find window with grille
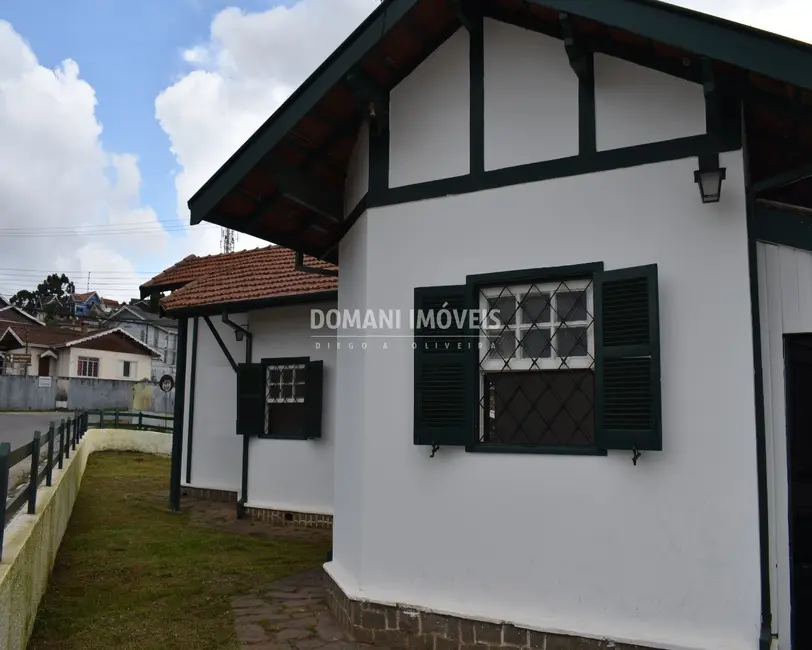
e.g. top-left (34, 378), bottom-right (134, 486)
top-left (478, 279), bottom-right (595, 448)
top-left (77, 356), bottom-right (99, 378)
top-left (413, 263), bottom-right (662, 455)
top-left (235, 357), bottom-right (324, 439)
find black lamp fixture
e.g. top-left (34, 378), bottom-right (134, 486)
top-left (694, 154), bottom-right (726, 203)
top-left (234, 329), bottom-right (244, 342)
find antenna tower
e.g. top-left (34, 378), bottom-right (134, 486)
top-left (221, 228), bottom-right (237, 254)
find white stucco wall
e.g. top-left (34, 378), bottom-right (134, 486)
top-left (345, 121), bottom-right (369, 215)
top-left (594, 55), bottom-right (706, 151)
top-left (181, 307), bottom-right (336, 516)
top-left (756, 241), bottom-right (812, 647)
top-left (389, 28), bottom-right (470, 187)
top-left (330, 151), bottom-right (758, 650)
top-left (245, 304), bottom-right (336, 515)
top-left (66, 347), bottom-right (151, 381)
top-left (484, 19), bottom-right (578, 170)
top-left (182, 315), bottom-right (247, 493)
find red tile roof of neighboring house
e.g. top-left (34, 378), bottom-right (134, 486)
top-left (141, 246), bottom-right (337, 312)
top-left (71, 291), bottom-right (98, 302)
top-left (0, 325), bottom-right (160, 357)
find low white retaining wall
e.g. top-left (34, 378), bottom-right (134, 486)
top-left (0, 428), bottom-right (171, 650)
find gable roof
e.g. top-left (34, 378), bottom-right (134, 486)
top-left (187, 0), bottom-right (812, 262)
top-left (72, 291), bottom-right (99, 303)
top-left (0, 324), bottom-right (161, 357)
top-left (140, 246), bottom-right (337, 315)
top-left (0, 305), bottom-right (45, 326)
top-left (106, 304), bottom-right (178, 332)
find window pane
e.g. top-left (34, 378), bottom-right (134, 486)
top-left (557, 327), bottom-right (589, 357)
top-left (556, 291), bottom-right (587, 322)
top-left (269, 383), bottom-right (281, 400)
top-left (521, 291), bottom-right (551, 324)
top-left (488, 330), bottom-right (516, 361)
top-left (487, 296), bottom-right (516, 327)
top-left (280, 382), bottom-right (293, 400)
top-left (521, 328), bottom-right (552, 359)
top-left (269, 369), bottom-right (281, 385)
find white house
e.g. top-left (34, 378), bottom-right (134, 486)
top-left (146, 1), bottom-right (812, 649)
top-left (141, 246), bottom-right (337, 524)
top-left (0, 325), bottom-right (159, 380)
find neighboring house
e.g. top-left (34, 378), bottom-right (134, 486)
top-left (141, 246), bottom-right (336, 519)
top-left (71, 291), bottom-right (102, 316)
top-left (0, 305), bottom-right (44, 328)
top-left (0, 325), bottom-right (159, 379)
top-left (146, 2), bottom-right (812, 650)
top-left (106, 304), bottom-right (178, 380)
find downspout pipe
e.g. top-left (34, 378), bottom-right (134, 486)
top-left (294, 251), bottom-right (339, 277)
top-left (221, 311), bottom-right (253, 519)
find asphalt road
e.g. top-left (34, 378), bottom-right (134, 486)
top-left (0, 412), bottom-right (64, 489)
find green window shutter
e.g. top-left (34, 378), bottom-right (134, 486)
top-left (595, 264), bottom-right (662, 451)
top-left (236, 363), bottom-right (265, 437)
top-left (413, 285), bottom-right (474, 447)
top-left (304, 360), bottom-right (324, 439)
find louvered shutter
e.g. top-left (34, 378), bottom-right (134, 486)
top-left (413, 285), bottom-right (474, 446)
top-left (236, 363), bottom-right (265, 437)
top-left (595, 265), bottom-right (662, 451)
top-left (304, 360), bottom-right (324, 439)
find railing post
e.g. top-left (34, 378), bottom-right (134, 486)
top-left (72, 417), bottom-right (77, 450)
top-left (114, 409), bottom-right (119, 428)
top-left (0, 442), bottom-right (10, 560)
top-left (138, 412), bottom-right (143, 430)
top-left (98, 409), bottom-right (103, 428)
top-left (64, 419), bottom-right (70, 460)
top-left (46, 423), bottom-right (55, 487)
top-left (58, 421), bottom-right (65, 468)
top-left (28, 431), bottom-right (41, 514)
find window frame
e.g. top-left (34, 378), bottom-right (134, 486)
top-left (465, 262), bottom-right (606, 456)
top-left (121, 360), bottom-right (135, 379)
top-left (259, 356), bottom-right (311, 440)
top-left (77, 356), bottom-right (100, 378)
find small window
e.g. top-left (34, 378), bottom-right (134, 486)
top-left (77, 357), bottom-right (99, 378)
top-left (265, 363), bottom-right (307, 437)
top-left (153, 327), bottom-right (158, 346)
top-left (121, 360), bottom-right (135, 378)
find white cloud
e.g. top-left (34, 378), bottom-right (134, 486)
top-left (0, 21), bottom-right (166, 302)
top-left (155, 0), bottom-right (380, 256)
top-left (156, 0), bottom-right (812, 259)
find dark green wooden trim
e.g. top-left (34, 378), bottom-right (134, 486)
top-left (259, 355), bottom-right (313, 441)
top-left (185, 317), bottom-right (198, 485)
top-left (579, 52), bottom-right (596, 155)
top-left (169, 317), bottom-right (188, 512)
top-left (527, 0), bottom-right (812, 91)
top-left (166, 291), bottom-right (337, 318)
top-left (320, 194), bottom-right (368, 264)
top-left (469, 4), bottom-right (484, 176)
top-left (466, 444), bottom-right (607, 456)
top-left (237, 326), bottom-right (253, 519)
top-left (368, 102), bottom-right (390, 204)
top-left (371, 133), bottom-right (740, 208)
top-left (752, 162), bottom-right (812, 195)
top-left (744, 123), bottom-right (775, 649)
top-left (188, 0), bottom-right (418, 224)
top-left (203, 315), bottom-right (237, 372)
top-left (467, 261), bottom-right (604, 288)
top-left (753, 204), bottom-right (812, 252)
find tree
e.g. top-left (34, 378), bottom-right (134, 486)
top-left (10, 273), bottom-right (75, 315)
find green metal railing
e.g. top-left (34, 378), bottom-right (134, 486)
top-left (88, 409), bottom-right (173, 433)
top-left (0, 411), bottom-right (89, 560)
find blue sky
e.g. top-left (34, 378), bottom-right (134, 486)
top-left (2, 0), bottom-right (279, 233)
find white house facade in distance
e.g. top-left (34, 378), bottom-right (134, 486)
top-left (106, 304), bottom-right (178, 380)
top-left (150, 2), bottom-right (812, 649)
top-left (141, 247), bottom-right (337, 526)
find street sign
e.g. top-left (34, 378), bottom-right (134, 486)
top-left (7, 354), bottom-right (31, 364)
top-left (159, 374), bottom-right (175, 392)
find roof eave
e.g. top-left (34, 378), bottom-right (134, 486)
top-left (164, 290), bottom-right (338, 318)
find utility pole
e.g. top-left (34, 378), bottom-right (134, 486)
top-left (86, 271), bottom-right (91, 292)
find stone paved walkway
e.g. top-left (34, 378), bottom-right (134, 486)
top-left (232, 568), bottom-right (382, 650)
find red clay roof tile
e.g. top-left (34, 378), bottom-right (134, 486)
top-left (141, 246), bottom-right (337, 312)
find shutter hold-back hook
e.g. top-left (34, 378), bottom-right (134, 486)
top-left (632, 447), bottom-right (642, 465)
top-left (430, 443), bottom-right (440, 458)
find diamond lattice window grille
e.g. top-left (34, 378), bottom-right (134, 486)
top-left (478, 279), bottom-right (596, 446)
top-left (264, 363), bottom-right (307, 436)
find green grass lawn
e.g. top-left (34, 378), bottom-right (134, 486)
top-left (28, 452), bottom-right (330, 650)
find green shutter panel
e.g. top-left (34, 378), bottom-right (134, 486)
top-left (236, 363), bottom-right (265, 437)
top-left (414, 285), bottom-right (474, 447)
top-left (304, 360), bottom-right (324, 439)
top-left (595, 264), bottom-right (662, 451)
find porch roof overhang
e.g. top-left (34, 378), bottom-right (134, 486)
top-left (188, 0), bottom-right (812, 262)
